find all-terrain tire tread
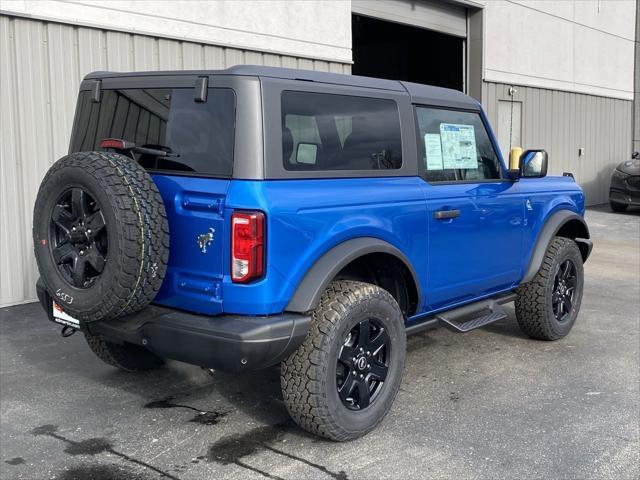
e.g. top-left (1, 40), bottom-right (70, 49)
top-left (515, 236), bottom-right (582, 340)
top-left (33, 151), bottom-right (169, 322)
top-left (281, 280), bottom-right (404, 441)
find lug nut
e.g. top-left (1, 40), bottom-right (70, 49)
top-left (366, 351), bottom-right (370, 356)
top-left (87, 229), bottom-right (92, 234)
top-left (359, 374), bottom-right (364, 379)
top-left (367, 364), bottom-right (371, 369)
top-left (72, 226), bottom-right (76, 231)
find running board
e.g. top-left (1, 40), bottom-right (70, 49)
top-left (437, 300), bottom-right (508, 333)
top-left (405, 292), bottom-right (517, 336)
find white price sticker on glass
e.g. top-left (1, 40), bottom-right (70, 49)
top-left (439, 123), bottom-right (477, 169)
top-left (424, 133), bottom-right (443, 170)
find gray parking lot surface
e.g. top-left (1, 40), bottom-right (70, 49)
top-left (1, 206), bottom-right (639, 480)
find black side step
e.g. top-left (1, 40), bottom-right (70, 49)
top-left (437, 299), bottom-right (510, 333)
top-left (405, 292), bottom-right (517, 336)
top-left (437, 303), bottom-right (507, 332)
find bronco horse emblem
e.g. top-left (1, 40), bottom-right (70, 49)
top-left (197, 228), bottom-right (215, 254)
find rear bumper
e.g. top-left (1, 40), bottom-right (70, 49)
top-left (36, 279), bottom-right (310, 372)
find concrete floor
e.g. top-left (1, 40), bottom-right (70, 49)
top-left (1, 206), bottom-right (638, 480)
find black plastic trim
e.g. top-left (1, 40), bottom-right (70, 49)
top-left (286, 237), bottom-right (421, 313)
top-left (36, 279), bottom-right (310, 372)
top-left (522, 210), bottom-right (591, 283)
top-left (194, 76), bottom-right (208, 103)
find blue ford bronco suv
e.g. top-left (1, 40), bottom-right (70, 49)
top-left (33, 66), bottom-right (592, 441)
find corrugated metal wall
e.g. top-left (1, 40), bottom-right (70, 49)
top-left (482, 81), bottom-right (633, 206)
top-left (0, 14), bottom-right (351, 307)
top-left (633, 2), bottom-right (640, 152)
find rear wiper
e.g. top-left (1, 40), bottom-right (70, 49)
top-left (100, 138), bottom-right (179, 158)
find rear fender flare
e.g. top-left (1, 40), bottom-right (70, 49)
top-left (285, 237), bottom-right (421, 313)
top-left (522, 210), bottom-right (591, 283)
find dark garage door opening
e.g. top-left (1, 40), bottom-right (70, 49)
top-left (352, 14), bottom-right (464, 91)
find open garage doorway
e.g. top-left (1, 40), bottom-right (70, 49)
top-left (352, 14), bottom-right (464, 91)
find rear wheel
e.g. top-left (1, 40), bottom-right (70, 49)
top-left (610, 201), bottom-right (628, 212)
top-left (515, 237), bottom-right (584, 340)
top-left (281, 281), bottom-right (406, 441)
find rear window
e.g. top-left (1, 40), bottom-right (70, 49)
top-left (70, 87), bottom-right (236, 177)
top-left (281, 91), bottom-right (402, 171)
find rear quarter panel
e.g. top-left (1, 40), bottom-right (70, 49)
top-left (222, 177), bottom-right (427, 315)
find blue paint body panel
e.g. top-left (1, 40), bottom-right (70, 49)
top-left (150, 172), bottom-right (584, 319)
top-left (144, 90), bottom-right (586, 320)
top-left (152, 174), bottom-right (229, 316)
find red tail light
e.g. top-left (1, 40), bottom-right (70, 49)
top-left (231, 211), bottom-right (265, 283)
top-left (100, 138), bottom-right (134, 150)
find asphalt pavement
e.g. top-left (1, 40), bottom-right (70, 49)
top-left (1, 205), bottom-right (638, 480)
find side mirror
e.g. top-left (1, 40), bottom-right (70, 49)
top-left (519, 149), bottom-right (548, 178)
top-left (295, 142), bottom-right (318, 165)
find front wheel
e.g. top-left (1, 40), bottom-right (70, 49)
top-left (281, 281), bottom-right (406, 441)
top-left (515, 236), bottom-right (584, 340)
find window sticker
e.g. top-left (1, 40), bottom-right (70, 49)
top-left (439, 123), bottom-right (477, 169)
top-left (424, 133), bottom-right (443, 170)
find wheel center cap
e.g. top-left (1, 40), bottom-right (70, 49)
top-left (356, 356), bottom-right (367, 371)
top-left (69, 229), bottom-right (87, 244)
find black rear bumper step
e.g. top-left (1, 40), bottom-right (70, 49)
top-left (36, 278), bottom-right (310, 372)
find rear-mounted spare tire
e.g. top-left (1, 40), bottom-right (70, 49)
top-left (33, 151), bottom-right (169, 323)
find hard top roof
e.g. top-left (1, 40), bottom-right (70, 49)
top-left (84, 65), bottom-right (480, 110)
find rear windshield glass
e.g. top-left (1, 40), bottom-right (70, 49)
top-left (281, 91), bottom-right (402, 171)
top-left (70, 88), bottom-right (236, 177)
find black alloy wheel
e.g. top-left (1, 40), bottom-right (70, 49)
top-left (281, 281), bottom-right (406, 441)
top-left (49, 187), bottom-right (108, 289)
top-left (34, 152), bottom-right (169, 322)
top-left (515, 236), bottom-right (584, 341)
top-left (336, 319), bottom-right (390, 410)
top-left (551, 259), bottom-right (576, 322)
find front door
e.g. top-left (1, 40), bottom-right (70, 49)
top-left (415, 105), bottom-right (524, 311)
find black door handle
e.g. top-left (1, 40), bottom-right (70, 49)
top-left (434, 209), bottom-right (461, 220)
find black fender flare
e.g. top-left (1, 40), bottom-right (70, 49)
top-left (286, 237), bottom-right (421, 313)
top-left (522, 210), bottom-right (592, 283)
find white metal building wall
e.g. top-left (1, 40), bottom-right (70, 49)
top-left (482, 81), bottom-right (633, 206)
top-left (0, 14), bottom-right (351, 307)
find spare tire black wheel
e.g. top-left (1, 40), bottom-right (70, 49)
top-left (33, 151), bottom-right (169, 323)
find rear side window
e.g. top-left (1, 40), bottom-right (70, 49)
top-left (415, 106), bottom-right (501, 182)
top-left (281, 91), bottom-right (402, 171)
top-left (70, 88), bottom-right (236, 177)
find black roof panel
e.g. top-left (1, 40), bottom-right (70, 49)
top-left (85, 65), bottom-right (480, 110)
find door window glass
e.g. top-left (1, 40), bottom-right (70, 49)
top-left (416, 107), bottom-right (501, 182)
